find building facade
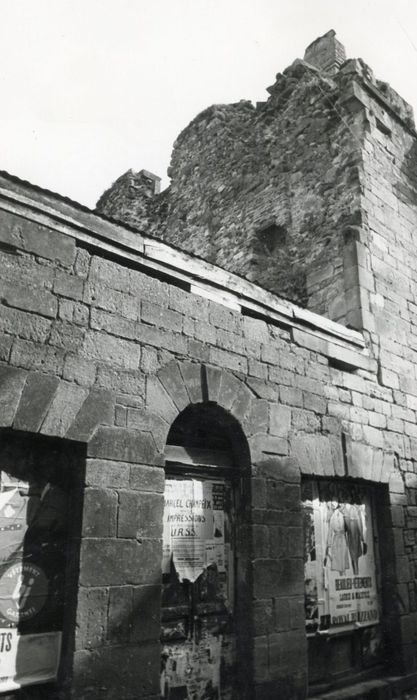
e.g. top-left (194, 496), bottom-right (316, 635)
top-left (0, 30), bottom-right (416, 700)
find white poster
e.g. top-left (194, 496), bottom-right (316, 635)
top-left (162, 479), bottom-right (226, 583)
top-left (303, 480), bottom-right (379, 634)
top-left (0, 471), bottom-right (68, 689)
top-left (0, 631), bottom-right (61, 692)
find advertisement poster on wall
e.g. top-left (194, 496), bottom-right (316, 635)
top-left (0, 470), bottom-right (68, 691)
top-left (162, 479), bottom-right (226, 583)
top-left (302, 480), bottom-right (379, 635)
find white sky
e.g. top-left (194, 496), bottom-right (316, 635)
top-left (1, 0), bottom-right (417, 208)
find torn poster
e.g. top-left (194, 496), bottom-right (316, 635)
top-left (163, 479), bottom-right (225, 583)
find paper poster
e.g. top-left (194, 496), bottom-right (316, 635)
top-left (161, 634), bottom-right (223, 699)
top-left (0, 631), bottom-right (61, 692)
top-left (302, 480), bottom-right (379, 634)
top-left (163, 480), bottom-right (226, 583)
top-left (0, 471), bottom-right (68, 689)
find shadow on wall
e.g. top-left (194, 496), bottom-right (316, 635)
top-left (0, 432), bottom-right (85, 700)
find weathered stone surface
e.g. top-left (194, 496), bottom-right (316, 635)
top-left (85, 459), bottom-right (131, 488)
top-left (88, 426), bottom-right (161, 465)
top-left (72, 642), bottom-right (160, 698)
top-left (0, 208), bottom-right (76, 266)
top-left (75, 586), bottom-right (109, 650)
top-left (179, 361), bottom-right (204, 404)
top-left (0, 366), bottom-right (27, 426)
top-left (205, 364), bottom-right (222, 403)
top-left (41, 380), bottom-right (88, 437)
top-left (82, 488), bottom-right (118, 537)
top-left (118, 491), bottom-right (164, 539)
top-left (290, 434), bottom-right (344, 477)
top-left (66, 388), bottom-right (114, 441)
top-left (145, 375), bottom-right (178, 424)
top-left (129, 464), bottom-right (165, 493)
top-left (126, 408), bottom-right (169, 450)
top-left (79, 538), bottom-right (161, 586)
top-left (157, 361), bottom-right (190, 411)
top-left (254, 559), bottom-right (304, 598)
top-left (12, 372), bottom-right (58, 432)
top-left (249, 433), bottom-right (289, 464)
top-left (0, 279), bottom-right (57, 318)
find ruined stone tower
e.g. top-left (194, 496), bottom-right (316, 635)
top-left (96, 29), bottom-right (416, 341)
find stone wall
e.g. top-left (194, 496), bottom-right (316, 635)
top-left (0, 176), bottom-right (416, 698)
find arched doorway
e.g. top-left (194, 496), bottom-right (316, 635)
top-left (160, 404), bottom-right (251, 700)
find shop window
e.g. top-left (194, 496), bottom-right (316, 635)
top-left (0, 430), bottom-right (83, 696)
top-left (302, 478), bottom-right (384, 691)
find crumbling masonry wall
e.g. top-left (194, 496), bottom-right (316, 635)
top-left (0, 176), bottom-right (416, 697)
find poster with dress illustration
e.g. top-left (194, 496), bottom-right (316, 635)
top-left (302, 480), bottom-right (379, 634)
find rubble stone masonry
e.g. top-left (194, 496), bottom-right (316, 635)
top-left (1, 28), bottom-right (417, 700)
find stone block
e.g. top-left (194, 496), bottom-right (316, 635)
top-left (126, 409), bottom-right (169, 450)
top-left (53, 270), bottom-right (84, 300)
top-left (12, 372), bottom-right (58, 432)
top-left (146, 376), bottom-right (178, 424)
top-left (0, 366), bottom-right (27, 427)
top-left (256, 456), bottom-right (300, 483)
top-left (141, 301), bottom-right (182, 332)
top-left (266, 481), bottom-right (285, 510)
top-left (253, 599), bottom-right (274, 635)
top-left (107, 586), bottom-right (133, 643)
top-left (231, 380), bottom-right (253, 422)
top-left (0, 334), bottom-right (12, 362)
top-left (381, 451), bottom-right (396, 483)
top-left (118, 491), bottom-right (164, 539)
top-left (395, 555), bottom-right (411, 583)
top-left (274, 598), bottom-right (291, 631)
top-left (85, 459), bottom-right (130, 488)
top-left (131, 585), bottom-right (161, 642)
top-left (252, 525), bottom-right (269, 558)
top-left (0, 305), bottom-right (52, 343)
top-left (41, 380), bottom-right (88, 437)
top-left (179, 361), bottom-right (204, 403)
top-left (82, 488), bottom-right (118, 537)
top-left (209, 346), bottom-right (248, 374)
top-left (63, 353), bottom-right (96, 386)
top-left (72, 642), bottom-right (160, 698)
top-left (0, 209), bottom-right (76, 266)
top-left (249, 433), bottom-right (289, 465)
top-left (253, 636), bottom-right (269, 683)
top-left (0, 280), bottom-right (57, 318)
top-left (290, 434), bottom-right (343, 477)
top-left (88, 426), bottom-right (162, 465)
top-left (251, 478), bottom-right (267, 509)
top-left (66, 388), bottom-right (114, 442)
top-left (244, 399), bottom-right (269, 436)
top-left (90, 307), bottom-right (137, 340)
top-left (270, 404), bottom-right (291, 437)
top-left (83, 330), bottom-right (140, 370)
top-left (280, 386), bottom-right (303, 408)
top-left (205, 365), bottom-right (222, 402)
top-left (80, 538), bottom-right (161, 586)
top-left (75, 586), bottom-right (108, 650)
top-left (268, 630), bottom-right (307, 676)
top-left (157, 361), bottom-right (190, 411)
top-left (130, 464), bottom-right (165, 493)
top-left (254, 559), bottom-right (304, 598)
top-left (345, 438), bottom-right (373, 480)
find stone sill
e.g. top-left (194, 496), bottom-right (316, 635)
top-left (0, 171), bottom-right (371, 371)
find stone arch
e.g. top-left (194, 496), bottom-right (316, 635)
top-left (0, 366), bottom-right (113, 442)
top-left (146, 359), bottom-right (275, 463)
